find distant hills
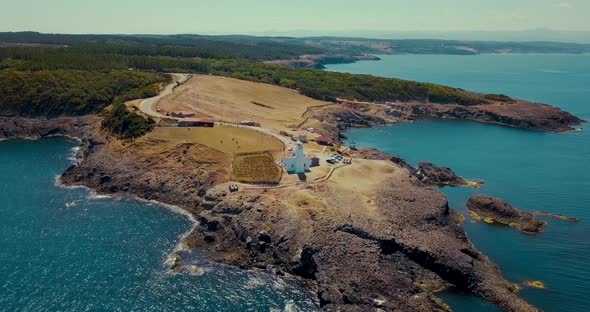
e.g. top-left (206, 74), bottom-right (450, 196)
top-left (1, 31), bottom-right (590, 62)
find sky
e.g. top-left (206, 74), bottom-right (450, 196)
top-left (0, 0), bottom-right (589, 36)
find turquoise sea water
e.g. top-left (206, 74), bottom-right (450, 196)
top-left (326, 54), bottom-right (590, 311)
top-left (0, 138), bottom-right (318, 311)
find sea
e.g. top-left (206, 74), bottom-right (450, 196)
top-left (0, 138), bottom-right (318, 311)
top-left (326, 54), bottom-right (590, 311)
top-left (2, 54), bottom-right (588, 312)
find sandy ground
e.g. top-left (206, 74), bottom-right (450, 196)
top-left (158, 75), bottom-right (328, 133)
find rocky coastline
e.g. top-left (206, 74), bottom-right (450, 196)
top-left (467, 195), bottom-right (547, 234)
top-left (1, 115), bottom-right (546, 311)
top-left (297, 99), bottom-right (584, 146)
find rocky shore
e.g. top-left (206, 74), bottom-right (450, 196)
top-left (386, 99), bottom-right (584, 132)
top-left (0, 116), bottom-right (544, 311)
top-left (416, 162), bottom-right (468, 186)
top-left (0, 116), bottom-right (99, 141)
top-left (467, 195), bottom-right (547, 234)
top-left (298, 98), bottom-right (584, 147)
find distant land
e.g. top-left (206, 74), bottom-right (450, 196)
top-left (1, 31), bottom-right (590, 68)
top-left (255, 29), bottom-right (590, 44)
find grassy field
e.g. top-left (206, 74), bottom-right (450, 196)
top-left (231, 152), bottom-right (282, 184)
top-left (142, 125), bottom-right (284, 154)
top-left (158, 75), bottom-right (328, 133)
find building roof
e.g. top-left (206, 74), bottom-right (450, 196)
top-left (179, 118), bottom-right (215, 123)
top-left (317, 135), bottom-right (333, 143)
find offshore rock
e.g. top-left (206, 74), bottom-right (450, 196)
top-left (467, 195), bottom-right (547, 234)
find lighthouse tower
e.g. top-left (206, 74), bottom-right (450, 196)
top-left (280, 141), bottom-right (312, 174)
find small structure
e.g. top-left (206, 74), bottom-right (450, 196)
top-left (316, 136), bottom-right (334, 146)
top-left (178, 118), bottom-right (215, 127)
top-left (170, 111), bottom-right (196, 118)
top-left (240, 120), bottom-right (261, 127)
top-left (280, 142), bottom-right (312, 174)
top-left (309, 154), bottom-right (320, 167)
top-left (291, 134), bottom-right (307, 143)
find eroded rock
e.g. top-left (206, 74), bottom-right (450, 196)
top-left (467, 195), bottom-right (546, 234)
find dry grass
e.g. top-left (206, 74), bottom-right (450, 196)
top-left (158, 75), bottom-right (328, 133)
top-left (141, 126), bottom-right (283, 154)
top-left (231, 152), bottom-right (282, 184)
top-left (112, 138), bottom-right (232, 185)
top-left (319, 159), bottom-right (401, 218)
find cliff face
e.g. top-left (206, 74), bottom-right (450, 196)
top-left (0, 116), bottom-right (99, 140)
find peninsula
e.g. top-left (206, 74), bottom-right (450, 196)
top-left (1, 33), bottom-right (584, 311)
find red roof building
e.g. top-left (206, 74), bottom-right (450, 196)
top-left (316, 136), bottom-right (334, 146)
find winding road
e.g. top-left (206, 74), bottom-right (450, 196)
top-left (138, 73), bottom-right (190, 119)
top-left (137, 72), bottom-right (291, 146)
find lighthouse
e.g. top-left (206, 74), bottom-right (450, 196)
top-left (280, 142), bottom-right (312, 174)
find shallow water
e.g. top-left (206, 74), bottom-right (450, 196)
top-left (327, 54), bottom-right (590, 311)
top-left (0, 137), bottom-right (318, 311)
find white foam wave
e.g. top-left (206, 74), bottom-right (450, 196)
top-left (68, 146), bottom-right (82, 164)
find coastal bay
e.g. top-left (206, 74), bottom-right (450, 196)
top-left (0, 138), bottom-right (319, 311)
top-left (329, 53), bottom-right (590, 311)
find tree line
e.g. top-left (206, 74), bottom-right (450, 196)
top-left (0, 69), bottom-right (167, 117)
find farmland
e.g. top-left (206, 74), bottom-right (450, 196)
top-left (231, 152), bottom-right (282, 184)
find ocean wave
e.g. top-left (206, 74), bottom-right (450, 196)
top-left (245, 276), bottom-right (266, 289)
top-left (182, 265), bottom-right (212, 276)
top-left (270, 300), bottom-right (300, 312)
top-left (68, 146), bottom-right (82, 164)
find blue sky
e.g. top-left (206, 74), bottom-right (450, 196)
top-left (0, 0), bottom-right (588, 35)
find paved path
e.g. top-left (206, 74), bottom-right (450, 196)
top-left (138, 73), bottom-right (190, 119)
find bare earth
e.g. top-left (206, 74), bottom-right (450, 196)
top-left (158, 74), bottom-right (329, 133)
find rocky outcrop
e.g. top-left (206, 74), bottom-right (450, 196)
top-left (3, 116), bottom-right (540, 311)
top-left (185, 175), bottom-right (539, 312)
top-left (353, 149), bottom-right (472, 187)
top-left (416, 162), bottom-right (467, 186)
top-left (388, 100), bottom-right (584, 132)
top-left (467, 195), bottom-right (547, 234)
top-left (536, 211), bottom-right (579, 222)
top-left (0, 116), bottom-right (99, 140)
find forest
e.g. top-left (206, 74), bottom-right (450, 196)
top-left (1, 46), bottom-right (491, 106)
top-left (1, 32), bottom-right (518, 137)
top-left (0, 32), bottom-right (325, 60)
top-left (0, 69), bottom-right (167, 117)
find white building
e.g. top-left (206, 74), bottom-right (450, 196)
top-left (280, 142), bottom-right (312, 174)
